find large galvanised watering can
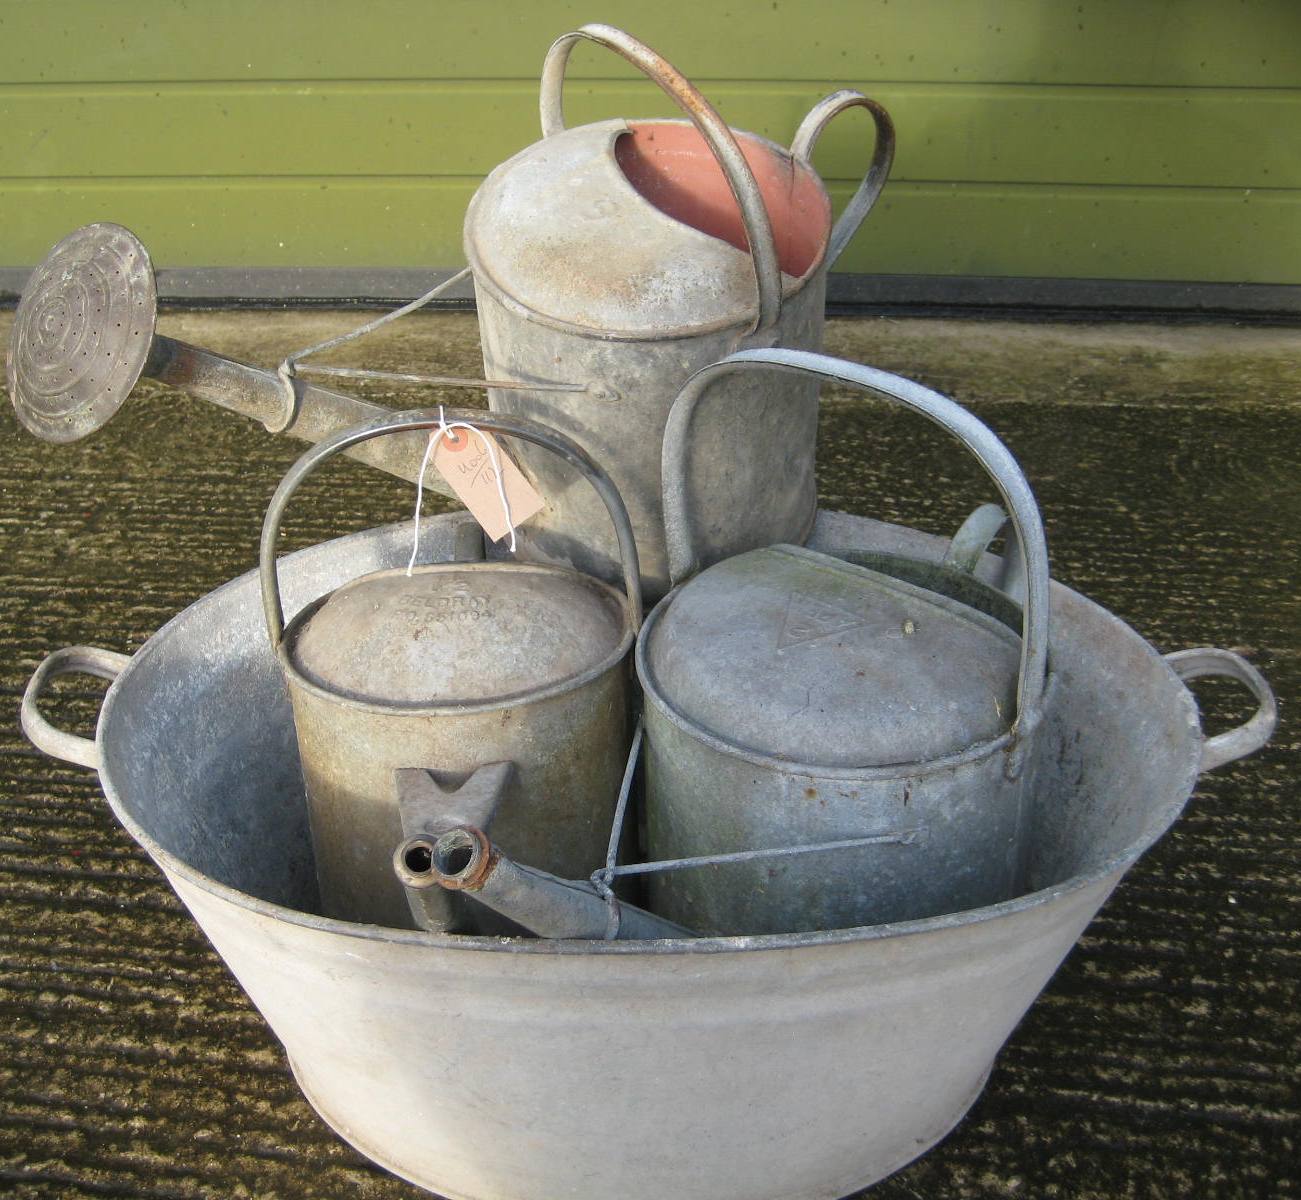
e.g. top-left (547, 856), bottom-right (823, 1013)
top-left (466, 23), bottom-right (895, 597)
top-left (639, 350), bottom-right (1052, 934)
top-left (259, 409), bottom-right (642, 931)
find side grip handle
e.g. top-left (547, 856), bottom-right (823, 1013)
top-left (791, 90), bottom-right (895, 268)
top-left (20, 646), bottom-right (131, 770)
top-left (1164, 647), bottom-right (1277, 773)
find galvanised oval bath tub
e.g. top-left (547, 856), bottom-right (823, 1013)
top-left (20, 509), bottom-right (1275, 1200)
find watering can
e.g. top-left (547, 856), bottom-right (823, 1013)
top-left (259, 409), bottom-right (642, 930)
top-left (638, 349), bottom-right (1052, 935)
top-left (7, 222), bottom-right (487, 496)
top-left (466, 23), bottom-right (895, 597)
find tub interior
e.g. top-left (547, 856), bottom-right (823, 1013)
top-left (100, 516), bottom-right (1202, 928)
top-left (616, 123), bottom-right (830, 278)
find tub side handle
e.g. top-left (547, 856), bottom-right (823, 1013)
top-left (791, 90), bottom-right (895, 269)
top-left (20, 646), bottom-right (131, 771)
top-left (1164, 647), bottom-right (1277, 774)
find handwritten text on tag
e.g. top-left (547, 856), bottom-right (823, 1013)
top-left (433, 428), bottom-right (544, 543)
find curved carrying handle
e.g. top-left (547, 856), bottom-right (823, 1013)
top-left (1164, 647), bottom-right (1277, 774)
top-left (21, 645), bottom-right (131, 770)
top-left (260, 408), bottom-right (643, 647)
top-left (944, 501), bottom-right (1027, 601)
top-left (539, 23), bottom-right (783, 338)
top-left (792, 90), bottom-right (895, 269)
top-left (662, 348), bottom-right (1050, 739)
top-left (944, 502), bottom-right (1011, 576)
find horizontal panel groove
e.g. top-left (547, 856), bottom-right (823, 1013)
top-left (11, 76), bottom-right (1299, 93)
top-left (0, 174), bottom-right (491, 185)
top-left (2, 177), bottom-right (1298, 197)
top-left (3, 81), bottom-right (1295, 190)
top-left (2, 2), bottom-right (1297, 89)
top-left (6, 268), bottom-right (1296, 318)
top-left (2, 182), bottom-right (1297, 285)
top-left (3, 80), bottom-right (1301, 95)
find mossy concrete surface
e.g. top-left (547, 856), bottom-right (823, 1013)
top-left (1, 310), bottom-right (1297, 1198)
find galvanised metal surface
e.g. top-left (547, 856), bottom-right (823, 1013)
top-left (639, 546), bottom-right (1030, 933)
top-left (394, 718), bottom-right (696, 940)
top-left (260, 409), bottom-right (640, 929)
top-left (466, 24), bottom-right (892, 598)
top-left (17, 510), bottom-right (1275, 1200)
top-left (641, 350), bottom-right (1052, 934)
top-left (7, 224), bottom-right (462, 493)
top-left (398, 824), bottom-right (694, 940)
top-left (5, 224), bottom-right (156, 444)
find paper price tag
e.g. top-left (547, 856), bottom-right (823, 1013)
top-left (432, 427), bottom-right (544, 544)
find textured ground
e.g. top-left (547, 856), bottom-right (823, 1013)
top-left (0, 309), bottom-right (1297, 1199)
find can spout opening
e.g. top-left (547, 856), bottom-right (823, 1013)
top-left (433, 832), bottom-right (477, 879)
top-left (402, 841), bottom-right (434, 875)
top-left (615, 123), bottom-right (829, 278)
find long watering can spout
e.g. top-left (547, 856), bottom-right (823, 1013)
top-left (395, 825), bottom-right (695, 941)
top-left (6, 223), bottom-right (452, 493)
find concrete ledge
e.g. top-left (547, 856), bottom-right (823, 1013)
top-left (826, 273), bottom-right (1301, 321)
top-left (2, 268), bottom-right (1298, 321)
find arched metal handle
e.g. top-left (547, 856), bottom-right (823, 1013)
top-left (20, 645), bottom-right (131, 770)
top-left (1164, 648), bottom-right (1277, 774)
top-left (539, 23), bottom-right (783, 338)
top-left (792, 90), bottom-right (895, 269)
top-left (944, 503), bottom-right (1011, 576)
top-left (259, 408), bottom-right (643, 647)
top-left (662, 348), bottom-right (1050, 739)
top-left (944, 502), bottom-right (1027, 601)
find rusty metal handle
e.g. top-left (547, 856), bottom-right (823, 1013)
top-left (259, 408), bottom-right (643, 648)
top-left (20, 646), bottom-right (131, 771)
top-left (792, 91), bottom-right (895, 269)
top-left (662, 348), bottom-right (1050, 740)
top-left (1164, 648), bottom-right (1277, 773)
top-left (539, 23), bottom-right (783, 338)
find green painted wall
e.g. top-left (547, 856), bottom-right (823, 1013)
top-left (2, 0), bottom-right (1299, 283)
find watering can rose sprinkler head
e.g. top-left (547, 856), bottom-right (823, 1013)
top-left (8, 223), bottom-right (476, 496)
top-left (7, 223), bottom-right (158, 444)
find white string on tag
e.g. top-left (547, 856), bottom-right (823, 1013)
top-left (407, 406), bottom-right (517, 575)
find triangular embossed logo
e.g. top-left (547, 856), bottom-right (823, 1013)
top-left (778, 591), bottom-right (867, 649)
